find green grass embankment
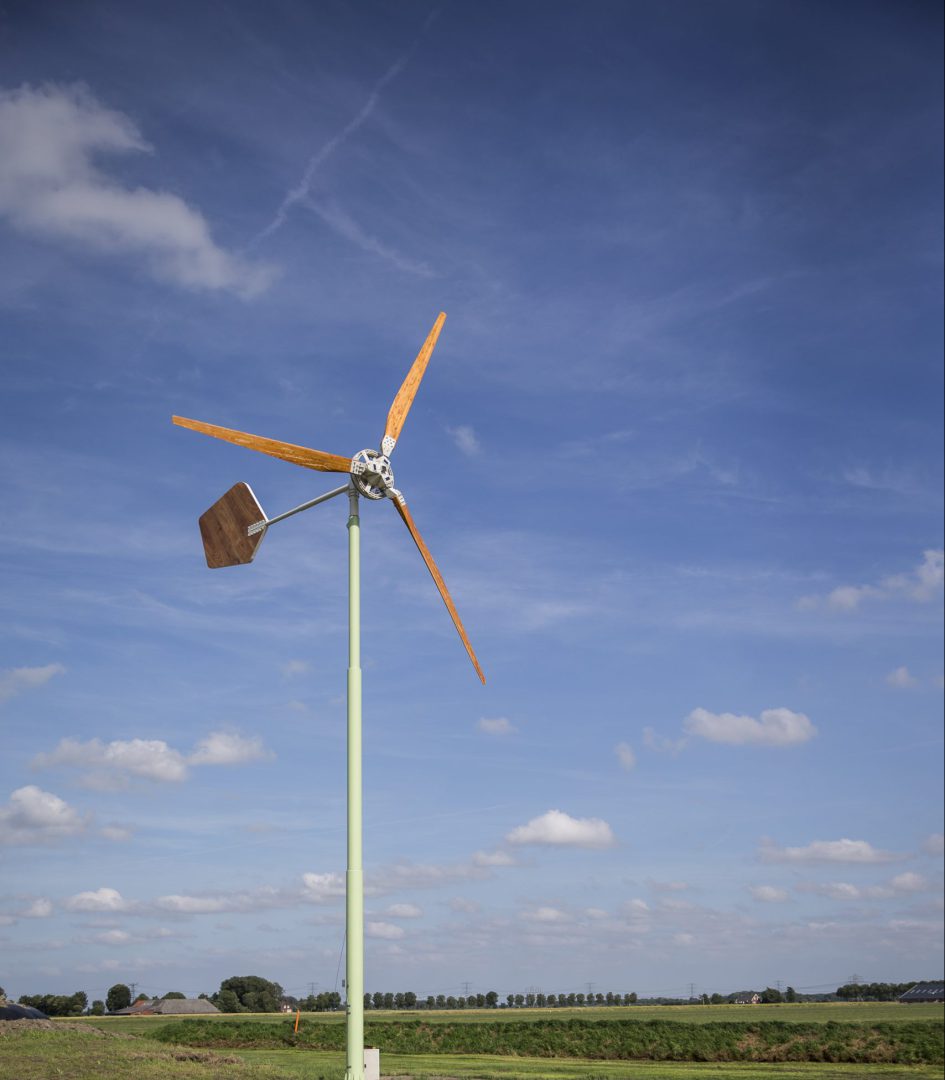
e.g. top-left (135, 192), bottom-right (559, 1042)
top-left (154, 1016), bottom-right (944, 1065)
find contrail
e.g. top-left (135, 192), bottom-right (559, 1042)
top-left (252, 11), bottom-right (439, 246)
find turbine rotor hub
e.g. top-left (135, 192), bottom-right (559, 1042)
top-left (351, 449), bottom-right (394, 500)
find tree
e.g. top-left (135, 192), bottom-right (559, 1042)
top-left (373, 992), bottom-right (384, 1010)
top-left (216, 989), bottom-right (243, 1013)
top-left (710, 993), bottom-right (724, 1005)
top-left (446, 996), bottom-right (457, 1008)
top-left (217, 976), bottom-right (283, 1013)
top-left (404, 991), bottom-right (417, 1009)
top-left (536, 993), bottom-right (546, 1007)
top-left (514, 993), bottom-right (524, 1008)
top-left (785, 986), bottom-right (798, 1003)
top-left (761, 987), bottom-right (783, 1004)
top-left (162, 991), bottom-right (186, 1000)
top-left (90, 1000), bottom-right (105, 1016)
top-left (106, 984), bottom-right (131, 1013)
top-left (485, 991), bottom-right (498, 1008)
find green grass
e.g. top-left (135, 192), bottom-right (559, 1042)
top-left (0, 1024), bottom-right (287, 1080)
top-left (3, 1023), bottom-right (943, 1080)
top-left (80, 1001), bottom-right (944, 1035)
top-left (235, 1047), bottom-right (945, 1079)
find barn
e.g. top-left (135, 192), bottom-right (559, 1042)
top-left (112, 997), bottom-right (220, 1015)
top-left (899, 982), bottom-right (945, 1004)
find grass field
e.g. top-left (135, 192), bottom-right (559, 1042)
top-left (2, 1025), bottom-right (943, 1080)
top-left (2, 1005), bottom-right (938, 1080)
top-left (81, 1000), bottom-right (945, 1036)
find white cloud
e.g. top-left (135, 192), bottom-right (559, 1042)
top-left (796, 876), bottom-right (925, 901)
top-left (0, 785), bottom-right (88, 845)
top-left (642, 727), bottom-right (688, 755)
top-left (615, 742), bottom-right (636, 770)
top-left (154, 889), bottom-right (281, 915)
top-left (449, 897), bottom-right (481, 914)
top-left (281, 659), bottom-right (310, 678)
top-left (685, 707), bottom-right (816, 747)
top-left (890, 872), bottom-right (927, 893)
top-left (921, 833), bottom-right (944, 856)
top-left (65, 887), bottom-right (128, 912)
top-left (760, 837), bottom-right (902, 864)
top-left (0, 83), bottom-right (274, 296)
top-left (301, 872), bottom-right (346, 903)
top-left (526, 906), bottom-right (569, 923)
top-left (506, 809), bottom-right (616, 849)
top-left (155, 895), bottom-right (227, 914)
top-left (33, 731), bottom-right (272, 786)
top-left (188, 731), bottom-right (273, 766)
top-left (477, 716), bottom-right (515, 736)
top-left (34, 737), bottom-right (187, 786)
top-left (750, 885), bottom-right (789, 903)
top-left (886, 666), bottom-right (918, 689)
top-left (101, 825), bottom-right (133, 842)
top-left (799, 549), bottom-right (944, 612)
top-left (448, 425), bottom-right (481, 457)
top-left (472, 849), bottom-right (516, 867)
top-left (366, 921), bottom-right (405, 940)
top-left (0, 662), bottom-right (64, 704)
top-left (384, 903), bottom-right (422, 919)
top-left (22, 897), bottom-right (53, 918)
top-left (93, 929), bottom-right (132, 946)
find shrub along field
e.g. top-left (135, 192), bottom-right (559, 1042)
top-left (152, 1015), bottom-right (944, 1065)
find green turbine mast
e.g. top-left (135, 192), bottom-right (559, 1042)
top-left (173, 313), bottom-right (484, 1080)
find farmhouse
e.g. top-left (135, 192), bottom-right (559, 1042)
top-left (732, 993), bottom-right (761, 1005)
top-left (899, 981), bottom-right (945, 1004)
top-left (112, 997), bottom-right (220, 1016)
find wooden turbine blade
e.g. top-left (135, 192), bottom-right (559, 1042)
top-left (173, 416), bottom-right (353, 473)
top-left (199, 482), bottom-right (267, 568)
top-left (384, 312), bottom-right (446, 449)
top-left (392, 494), bottom-right (485, 684)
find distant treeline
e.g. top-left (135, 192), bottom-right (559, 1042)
top-left (16, 991), bottom-right (88, 1017)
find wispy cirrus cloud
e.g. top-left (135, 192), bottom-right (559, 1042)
top-left (759, 837), bottom-right (904, 865)
top-left (448, 425), bottom-right (481, 457)
top-left (886, 666), bottom-right (918, 689)
top-left (0, 84), bottom-right (275, 296)
top-left (0, 662), bottom-right (64, 704)
top-left (477, 716), bottom-right (515, 736)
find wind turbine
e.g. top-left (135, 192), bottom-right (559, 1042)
top-left (173, 312), bottom-right (483, 1080)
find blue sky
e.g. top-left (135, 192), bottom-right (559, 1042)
top-left (1, 0), bottom-right (942, 1004)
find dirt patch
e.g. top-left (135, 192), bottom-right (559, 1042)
top-left (0, 1020), bottom-right (133, 1039)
